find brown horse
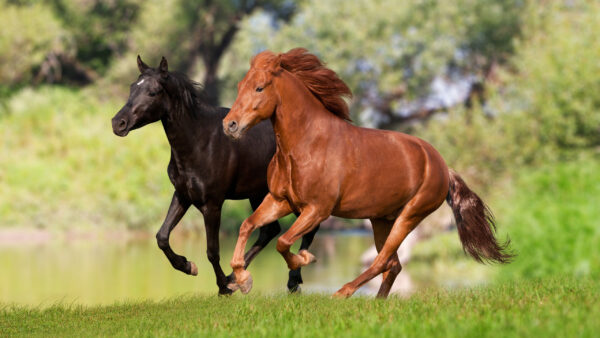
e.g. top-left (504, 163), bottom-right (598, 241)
top-left (222, 48), bottom-right (513, 298)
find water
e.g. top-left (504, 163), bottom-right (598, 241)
top-left (0, 231), bottom-right (373, 306)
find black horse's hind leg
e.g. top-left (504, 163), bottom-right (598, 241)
top-left (200, 203), bottom-right (233, 295)
top-left (156, 192), bottom-right (195, 275)
top-left (287, 224), bottom-right (320, 293)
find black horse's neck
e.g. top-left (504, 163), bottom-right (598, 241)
top-left (162, 106), bottom-right (221, 157)
top-left (160, 74), bottom-right (222, 165)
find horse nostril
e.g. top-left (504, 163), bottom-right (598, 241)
top-left (228, 120), bottom-right (238, 133)
top-left (119, 119), bottom-right (126, 128)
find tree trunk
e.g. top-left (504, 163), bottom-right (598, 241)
top-left (202, 61), bottom-right (220, 106)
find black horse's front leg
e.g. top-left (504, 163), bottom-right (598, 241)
top-left (200, 204), bottom-right (232, 295)
top-left (156, 192), bottom-right (196, 275)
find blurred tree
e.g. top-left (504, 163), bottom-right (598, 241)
top-left (504, 0), bottom-right (600, 149)
top-left (165, 0), bottom-right (296, 105)
top-left (0, 0), bottom-right (141, 87)
top-left (416, 0), bottom-right (600, 188)
top-left (44, 0), bottom-right (142, 84)
top-left (224, 0), bottom-right (524, 129)
top-left (0, 1), bottom-right (71, 90)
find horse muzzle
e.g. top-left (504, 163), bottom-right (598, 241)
top-left (112, 116), bottom-right (130, 137)
top-left (223, 119), bottom-right (247, 140)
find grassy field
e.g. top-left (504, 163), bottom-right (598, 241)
top-left (1, 277), bottom-right (597, 337)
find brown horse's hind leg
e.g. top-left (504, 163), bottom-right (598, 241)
top-left (370, 219), bottom-right (402, 298)
top-left (276, 205), bottom-right (328, 270)
top-left (377, 254), bottom-right (401, 298)
top-left (333, 208), bottom-right (427, 299)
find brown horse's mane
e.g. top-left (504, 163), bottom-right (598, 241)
top-left (256, 48), bottom-right (353, 121)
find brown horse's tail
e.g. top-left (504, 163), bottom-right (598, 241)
top-left (446, 169), bottom-right (514, 264)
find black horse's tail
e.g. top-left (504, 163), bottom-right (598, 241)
top-left (446, 169), bottom-right (514, 264)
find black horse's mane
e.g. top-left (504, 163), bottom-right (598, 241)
top-left (165, 71), bottom-right (210, 117)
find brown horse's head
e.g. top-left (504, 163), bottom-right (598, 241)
top-left (223, 51), bottom-right (282, 139)
top-left (223, 48), bottom-right (352, 139)
top-left (112, 56), bottom-right (170, 136)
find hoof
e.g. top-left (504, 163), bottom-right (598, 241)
top-left (225, 273), bottom-right (239, 293)
top-left (299, 250), bottom-right (316, 265)
top-left (228, 269), bottom-right (253, 295)
top-left (288, 284), bottom-right (301, 294)
top-left (188, 261), bottom-right (198, 276)
top-left (238, 271), bottom-right (253, 295)
top-left (331, 291), bottom-right (351, 299)
top-left (226, 282), bottom-right (240, 293)
top-left (218, 287), bottom-right (234, 296)
top-left (288, 250), bottom-right (317, 270)
top-left (332, 285), bottom-right (354, 299)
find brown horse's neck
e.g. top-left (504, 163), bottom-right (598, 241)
top-left (271, 71), bottom-right (344, 152)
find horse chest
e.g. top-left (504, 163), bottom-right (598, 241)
top-left (170, 172), bottom-right (208, 204)
top-left (267, 150), bottom-right (311, 206)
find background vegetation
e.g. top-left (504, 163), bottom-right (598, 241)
top-left (1, 0), bottom-right (598, 296)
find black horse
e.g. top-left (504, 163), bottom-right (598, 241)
top-left (111, 56), bottom-right (319, 294)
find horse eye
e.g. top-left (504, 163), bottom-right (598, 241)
top-left (148, 91), bottom-right (157, 97)
top-left (256, 87), bottom-right (263, 93)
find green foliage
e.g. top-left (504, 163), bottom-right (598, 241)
top-left (0, 1), bottom-right (71, 85)
top-left (415, 1), bottom-right (600, 188)
top-left (0, 87), bottom-right (170, 229)
top-left (48, 0), bottom-right (141, 74)
top-left (222, 0), bottom-right (523, 113)
top-left (504, 1), bottom-right (600, 149)
top-left (104, 0), bottom-right (190, 96)
top-left (415, 106), bottom-right (511, 190)
top-left (495, 157), bottom-right (600, 280)
top-left (2, 278), bottom-right (598, 336)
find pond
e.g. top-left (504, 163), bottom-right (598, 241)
top-left (0, 230), bottom-right (374, 306)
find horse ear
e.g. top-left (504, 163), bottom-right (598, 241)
top-left (159, 56), bottom-right (168, 77)
top-left (271, 54), bottom-right (283, 75)
top-left (137, 55), bottom-right (150, 73)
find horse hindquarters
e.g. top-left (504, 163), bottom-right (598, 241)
top-left (333, 145), bottom-right (449, 298)
top-left (332, 199), bottom-right (429, 298)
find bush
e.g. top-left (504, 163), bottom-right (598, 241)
top-left (0, 2), bottom-right (71, 86)
top-left (496, 157), bottom-right (600, 280)
top-left (416, 1), bottom-right (600, 191)
top-left (0, 87), bottom-right (184, 230)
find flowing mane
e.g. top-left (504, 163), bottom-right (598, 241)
top-left (256, 48), bottom-right (353, 121)
top-left (164, 71), bottom-right (209, 117)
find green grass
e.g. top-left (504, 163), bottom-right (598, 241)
top-left (1, 277), bottom-right (597, 337)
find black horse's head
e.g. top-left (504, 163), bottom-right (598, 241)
top-left (112, 56), bottom-right (170, 136)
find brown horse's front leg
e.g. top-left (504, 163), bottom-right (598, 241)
top-left (229, 193), bottom-right (292, 294)
top-left (276, 206), bottom-right (328, 271)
